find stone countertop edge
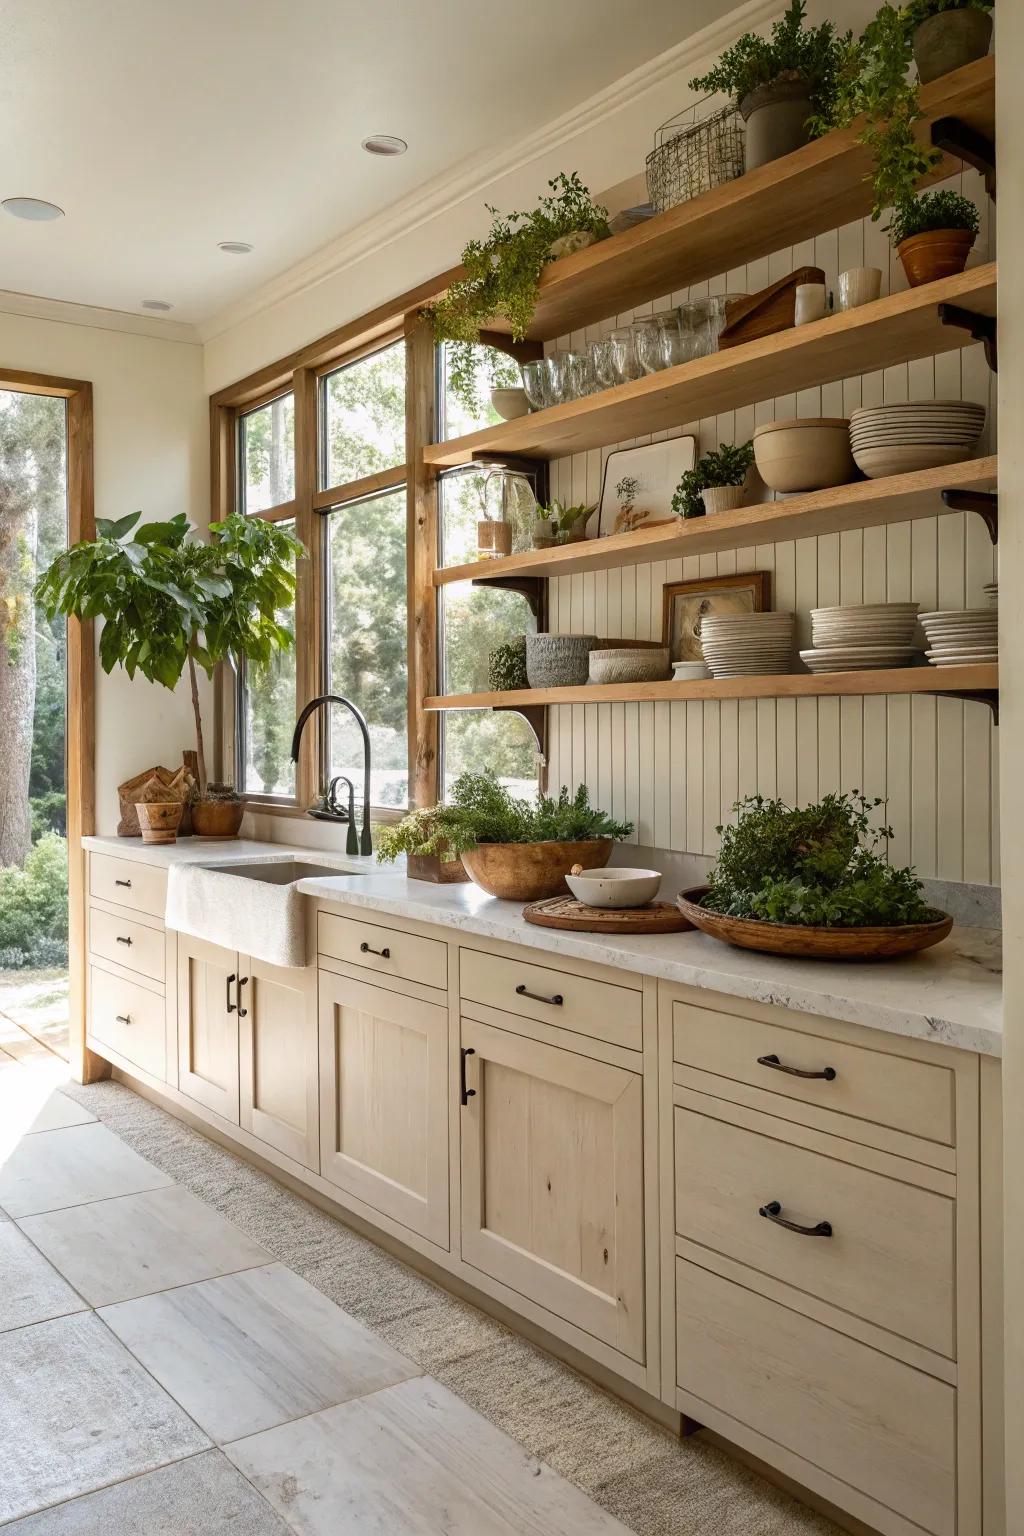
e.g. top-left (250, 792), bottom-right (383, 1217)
top-left (82, 836), bottom-right (1002, 1057)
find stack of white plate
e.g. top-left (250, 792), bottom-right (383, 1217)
top-left (849, 401), bottom-right (985, 479)
top-left (800, 602), bottom-right (920, 673)
top-left (920, 609), bottom-right (998, 666)
top-left (984, 581), bottom-right (998, 608)
top-left (699, 612), bottom-right (794, 678)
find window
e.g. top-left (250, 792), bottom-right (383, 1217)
top-left (439, 341), bottom-right (521, 442)
top-left (321, 340), bottom-right (404, 489)
top-left (237, 522), bottom-right (297, 799)
top-left (239, 393), bottom-right (294, 512)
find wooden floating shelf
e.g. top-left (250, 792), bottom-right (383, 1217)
top-left (425, 665), bottom-right (997, 710)
top-left (435, 458), bottom-right (997, 585)
top-left (514, 59), bottom-right (994, 342)
top-left (425, 265), bottom-right (997, 469)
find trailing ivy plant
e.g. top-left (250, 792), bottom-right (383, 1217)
top-left (689, 0), bottom-right (849, 122)
top-left (886, 187), bottom-right (980, 244)
top-left (703, 792), bottom-right (934, 927)
top-left (671, 442), bottom-right (754, 520)
top-left (430, 173), bottom-right (610, 414)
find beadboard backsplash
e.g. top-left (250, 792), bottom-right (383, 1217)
top-left (544, 169), bottom-right (998, 885)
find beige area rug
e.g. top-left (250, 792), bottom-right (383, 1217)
top-left (64, 1078), bottom-right (841, 1536)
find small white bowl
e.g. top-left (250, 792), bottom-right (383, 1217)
top-left (565, 867), bottom-right (662, 908)
top-left (490, 387), bottom-right (530, 420)
top-left (672, 660), bottom-right (711, 681)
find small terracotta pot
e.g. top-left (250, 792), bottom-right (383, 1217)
top-left (897, 228), bottom-right (974, 288)
top-left (191, 797), bottom-right (245, 839)
top-left (135, 801), bottom-right (183, 845)
top-left (913, 8), bottom-right (992, 85)
top-left (460, 839), bottom-right (613, 901)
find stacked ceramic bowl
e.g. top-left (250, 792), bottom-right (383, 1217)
top-left (849, 400), bottom-right (985, 478)
top-left (699, 612), bottom-right (794, 678)
top-left (984, 581), bottom-right (998, 607)
top-left (920, 608), bottom-right (998, 666)
top-left (800, 603), bottom-right (920, 673)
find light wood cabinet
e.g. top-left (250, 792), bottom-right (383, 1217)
top-left (239, 955), bottom-right (319, 1171)
top-left (318, 969), bottom-right (449, 1249)
top-left (459, 1013), bottom-right (645, 1364)
top-left (176, 934), bottom-right (242, 1122)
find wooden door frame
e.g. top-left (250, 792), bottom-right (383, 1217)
top-left (0, 368), bottom-right (102, 1084)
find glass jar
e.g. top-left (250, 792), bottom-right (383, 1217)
top-left (480, 466), bottom-right (538, 555)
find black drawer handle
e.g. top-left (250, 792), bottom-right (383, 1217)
top-left (115, 934), bottom-right (133, 947)
top-left (360, 941), bottom-right (391, 959)
top-left (757, 1052), bottom-right (835, 1081)
top-left (759, 1200), bottom-right (833, 1238)
top-left (515, 984), bottom-right (563, 1006)
top-left (460, 1046), bottom-right (476, 1106)
top-left (114, 1013), bottom-right (132, 1025)
top-left (237, 975), bottom-right (249, 1019)
top-left (226, 972), bottom-right (237, 1013)
top-left (114, 878), bottom-right (132, 889)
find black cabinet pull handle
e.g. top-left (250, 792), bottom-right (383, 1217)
top-left (460, 1046), bottom-right (477, 1106)
top-left (515, 984), bottom-right (563, 1006)
top-left (237, 975), bottom-right (249, 1019)
top-left (226, 972), bottom-right (237, 1014)
top-left (115, 935), bottom-right (133, 947)
top-left (114, 1013), bottom-right (131, 1025)
top-left (757, 1052), bottom-right (836, 1081)
top-left (114, 878), bottom-right (132, 888)
top-left (759, 1200), bottom-right (833, 1238)
top-left (360, 941), bottom-right (391, 959)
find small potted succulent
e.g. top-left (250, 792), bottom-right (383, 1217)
top-left (672, 442), bottom-right (755, 519)
top-left (888, 189), bottom-right (980, 286)
top-left (532, 498), bottom-right (595, 547)
top-left (906, 0), bottom-right (993, 84)
top-left (689, 0), bottom-right (848, 170)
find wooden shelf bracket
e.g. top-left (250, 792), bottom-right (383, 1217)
top-left (494, 703), bottom-right (548, 769)
top-left (938, 302), bottom-right (997, 371)
top-left (923, 687), bottom-right (999, 724)
top-left (470, 574), bottom-right (548, 626)
top-left (931, 115), bottom-right (996, 199)
top-left (941, 487), bottom-right (998, 543)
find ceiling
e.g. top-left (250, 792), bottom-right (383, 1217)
top-left (0, 0), bottom-right (736, 330)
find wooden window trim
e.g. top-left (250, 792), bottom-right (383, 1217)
top-left (314, 463), bottom-right (407, 512)
top-left (1, 368), bottom-right (103, 1085)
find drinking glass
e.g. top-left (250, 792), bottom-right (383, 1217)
top-left (542, 353), bottom-right (570, 406)
top-left (608, 326), bottom-right (642, 386)
top-left (520, 360), bottom-right (547, 411)
top-left (564, 350), bottom-right (597, 398)
top-left (633, 310), bottom-right (676, 374)
top-left (704, 292), bottom-right (746, 352)
top-left (660, 310), bottom-right (694, 369)
top-left (589, 335), bottom-right (617, 390)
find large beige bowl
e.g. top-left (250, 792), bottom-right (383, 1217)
top-left (754, 417), bottom-right (855, 493)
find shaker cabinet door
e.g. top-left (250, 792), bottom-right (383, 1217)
top-left (176, 934), bottom-right (240, 1123)
top-left (240, 954), bottom-right (319, 1171)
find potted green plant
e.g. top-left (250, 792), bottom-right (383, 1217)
top-left (374, 806), bottom-right (471, 884)
top-left (430, 173), bottom-right (610, 414)
top-left (689, 0), bottom-right (848, 170)
top-left (488, 637), bottom-right (528, 693)
top-left (531, 498), bottom-right (595, 547)
top-left (35, 510), bottom-right (302, 839)
top-left (376, 771), bottom-right (633, 901)
top-left (671, 442), bottom-right (754, 519)
top-left (905, 0), bottom-right (993, 83)
top-left (888, 188), bottom-right (980, 285)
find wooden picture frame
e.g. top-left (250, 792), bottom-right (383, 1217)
top-left (661, 571), bottom-right (772, 664)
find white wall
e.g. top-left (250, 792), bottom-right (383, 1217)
top-left (0, 311), bottom-right (210, 834)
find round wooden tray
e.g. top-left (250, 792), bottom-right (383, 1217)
top-left (523, 896), bottom-right (694, 934)
top-left (675, 886), bottom-right (953, 960)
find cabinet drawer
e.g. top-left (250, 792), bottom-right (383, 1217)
top-left (673, 1000), bottom-right (954, 1146)
top-left (89, 966), bottom-right (166, 1080)
top-left (675, 1102), bottom-right (954, 1356)
top-left (318, 911), bottom-right (447, 992)
top-left (89, 854), bottom-right (167, 919)
top-left (89, 906), bottom-right (165, 984)
top-left (676, 1259), bottom-right (956, 1536)
top-left (460, 948), bottom-right (641, 1052)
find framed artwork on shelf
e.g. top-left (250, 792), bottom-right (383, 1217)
top-left (595, 436), bottom-right (697, 538)
top-left (662, 571), bottom-right (772, 664)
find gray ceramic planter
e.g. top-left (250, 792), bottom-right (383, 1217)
top-left (913, 9), bottom-right (992, 85)
top-left (739, 77), bottom-right (813, 170)
top-left (525, 633), bottom-right (599, 688)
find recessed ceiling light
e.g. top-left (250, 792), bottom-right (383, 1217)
top-left (361, 135), bottom-right (407, 157)
top-left (141, 299), bottom-right (173, 311)
top-left (217, 240), bottom-right (254, 254)
top-left (3, 196), bottom-right (65, 221)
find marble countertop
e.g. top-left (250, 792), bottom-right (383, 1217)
top-left (83, 835), bottom-right (1003, 1057)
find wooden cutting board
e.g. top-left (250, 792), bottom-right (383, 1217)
top-left (523, 896), bottom-right (694, 934)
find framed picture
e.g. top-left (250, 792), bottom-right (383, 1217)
top-left (662, 571), bottom-right (772, 664)
top-left (595, 436), bottom-right (697, 538)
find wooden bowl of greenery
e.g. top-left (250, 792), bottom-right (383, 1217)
top-left (677, 793), bottom-right (953, 961)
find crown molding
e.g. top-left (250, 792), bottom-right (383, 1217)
top-left (0, 288), bottom-right (201, 344)
top-left (199, 0), bottom-right (780, 346)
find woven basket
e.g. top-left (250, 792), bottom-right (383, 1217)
top-left (646, 102), bottom-right (745, 214)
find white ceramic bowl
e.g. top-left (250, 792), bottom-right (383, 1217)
top-left (490, 388), bottom-right (530, 420)
top-left (672, 660), bottom-right (711, 681)
top-left (565, 867), bottom-right (663, 908)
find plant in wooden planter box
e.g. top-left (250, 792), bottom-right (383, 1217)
top-left (887, 187), bottom-right (980, 285)
top-left (689, 0), bottom-right (850, 170)
top-left (35, 509), bottom-right (302, 838)
top-left (429, 173), bottom-right (610, 414)
top-left (671, 442), bottom-right (754, 519)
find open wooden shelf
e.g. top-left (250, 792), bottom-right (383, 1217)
top-left (435, 457), bottom-right (997, 585)
top-left (424, 664), bottom-right (997, 710)
top-left (515, 59), bottom-right (994, 342)
top-left (425, 264), bottom-right (996, 468)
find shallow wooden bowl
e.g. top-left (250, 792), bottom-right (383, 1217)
top-left (675, 886), bottom-right (953, 960)
top-left (461, 839), bottom-right (612, 901)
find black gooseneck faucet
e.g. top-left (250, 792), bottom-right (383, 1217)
top-left (290, 695), bottom-right (373, 856)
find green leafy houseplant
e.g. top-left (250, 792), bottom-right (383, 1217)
top-left (430, 174), bottom-right (610, 414)
top-left (35, 510), bottom-right (303, 800)
top-left (903, 0), bottom-right (993, 21)
top-left (488, 637), bottom-right (528, 692)
top-left (887, 187), bottom-right (980, 243)
top-left (671, 442), bottom-right (754, 519)
top-left (689, 0), bottom-right (847, 123)
top-left (702, 792), bottom-right (933, 927)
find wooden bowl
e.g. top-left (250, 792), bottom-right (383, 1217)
top-left (135, 801), bottom-right (183, 845)
top-left (675, 886), bottom-right (953, 960)
top-left (460, 839), bottom-right (612, 901)
top-left (191, 797), bottom-right (245, 839)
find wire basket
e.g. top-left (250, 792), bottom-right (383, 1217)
top-left (646, 102), bottom-right (745, 214)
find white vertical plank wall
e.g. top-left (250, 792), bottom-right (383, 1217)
top-left (545, 171), bottom-right (998, 883)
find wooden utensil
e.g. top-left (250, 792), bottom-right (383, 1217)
top-left (719, 266), bottom-right (826, 349)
